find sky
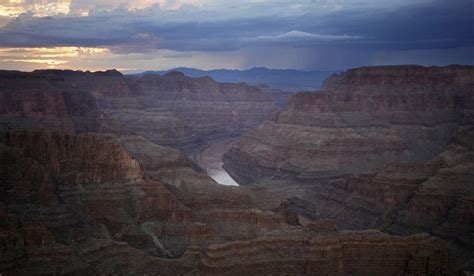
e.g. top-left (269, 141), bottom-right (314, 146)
top-left (0, 0), bottom-right (472, 72)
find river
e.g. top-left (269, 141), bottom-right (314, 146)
top-left (195, 138), bottom-right (316, 225)
top-left (195, 138), bottom-right (239, 186)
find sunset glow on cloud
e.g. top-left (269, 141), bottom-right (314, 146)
top-left (0, 0), bottom-right (71, 18)
top-left (0, 46), bottom-right (109, 69)
top-left (0, 0), bottom-right (472, 72)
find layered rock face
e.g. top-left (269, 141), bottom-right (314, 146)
top-left (223, 65), bottom-right (474, 267)
top-left (0, 130), bottom-right (302, 271)
top-left (0, 129), bottom-right (456, 275)
top-left (100, 71), bottom-right (279, 152)
top-left (225, 65), bottom-right (473, 181)
top-left (1, 69), bottom-right (278, 153)
top-left (257, 84), bottom-right (295, 108)
top-left (34, 69), bottom-right (133, 98)
top-left (180, 228), bottom-right (456, 275)
top-left (0, 70), bottom-right (133, 135)
top-left (0, 68), bottom-right (464, 274)
top-left (0, 71), bottom-right (75, 132)
top-left (0, 131), bottom-right (186, 253)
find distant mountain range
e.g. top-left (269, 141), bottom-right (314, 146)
top-left (130, 67), bottom-right (337, 92)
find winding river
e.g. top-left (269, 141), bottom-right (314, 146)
top-left (196, 137), bottom-right (315, 226)
top-left (196, 138), bottom-right (239, 186)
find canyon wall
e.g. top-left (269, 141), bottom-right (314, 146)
top-left (0, 129), bottom-right (304, 270)
top-left (225, 65), bottom-right (473, 182)
top-left (1, 69), bottom-right (278, 153)
top-left (0, 71), bottom-right (75, 132)
top-left (223, 65), bottom-right (474, 269)
top-left (100, 71), bottom-right (279, 152)
top-left (0, 68), bottom-right (462, 274)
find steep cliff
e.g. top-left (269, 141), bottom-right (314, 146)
top-left (0, 70), bottom-right (134, 135)
top-left (0, 71), bottom-right (75, 132)
top-left (100, 72), bottom-right (278, 152)
top-left (178, 228), bottom-right (456, 275)
top-left (0, 69), bottom-right (279, 153)
top-left (223, 65), bottom-right (474, 268)
top-left (225, 65), bottom-right (473, 182)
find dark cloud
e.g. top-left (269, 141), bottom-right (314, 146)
top-left (0, 0), bottom-right (472, 70)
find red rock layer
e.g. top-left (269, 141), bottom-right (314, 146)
top-left (1, 69), bottom-right (279, 153)
top-left (0, 71), bottom-right (75, 132)
top-left (225, 65), bottom-right (474, 181)
top-left (0, 202), bottom-right (458, 275)
top-left (0, 67), bottom-right (465, 274)
top-left (0, 130), bottom-right (300, 271)
top-left (223, 65), bottom-right (474, 269)
top-left (103, 72), bottom-right (279, 152)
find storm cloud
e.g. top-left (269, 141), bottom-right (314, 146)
top-left (0, 0), bottom-right (472, 70)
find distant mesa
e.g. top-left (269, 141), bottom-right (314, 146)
top-left (163, 71), bottom-right (185, 77)
top-left (130, 67), bottom-right (337, 92)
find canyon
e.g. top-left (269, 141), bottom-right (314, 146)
top-left (223, 65), bottom-right (474, 271)
top-left (0, 66), bottom-right (470, 274)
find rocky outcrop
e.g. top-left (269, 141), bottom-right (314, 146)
top-left (223, 65), bottom-right (474, 268)
top-left (0, 70), bottom-right (135, 135)
top-left (0, 71), bottom-right (75, 132)
top-left (34, 69), bottom-right (133, 98)
top-left (0, 131), bottom-right (189, 253)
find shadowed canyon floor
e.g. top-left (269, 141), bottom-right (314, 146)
top-left (0, 67), bottom-right (469, 274)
